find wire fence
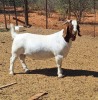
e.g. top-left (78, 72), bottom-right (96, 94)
top-left (0, 0), bottom-right (25, 30)
top-left (0, 0), bottom-right (98, 31)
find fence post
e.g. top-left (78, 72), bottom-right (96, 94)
top-left (2, 0), bottom-right (7, 29)
top-left (24, 0), bottom-right (29, 27)
top-left (94, 0), bottom-right (96, 37)
top-left (46, 0), bottom-right (48, 29)
top-left (13, 0), bottom-right (18, 26)
top-left (68, 0), bottom-right (71, 19)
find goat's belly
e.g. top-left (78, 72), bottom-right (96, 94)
top-left (24, 51), bottom-right (54, 60)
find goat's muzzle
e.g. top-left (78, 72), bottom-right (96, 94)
top-left (71, 31), bottom-right (77, 41)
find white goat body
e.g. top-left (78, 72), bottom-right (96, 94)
top-left (12, 30), bottom-right (71, 59)
top-left (10, 20), bottom-right (78, 77)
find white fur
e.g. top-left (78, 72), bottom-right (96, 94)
top-left (15, 25), bottom-right (24, 32)
top-left (72, 20), bottom-right (77, 32)
top-left (10, 20), bottom-right (77, 78)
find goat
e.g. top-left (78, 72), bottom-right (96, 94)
top-left (9, 20), bottom-right (81, 78)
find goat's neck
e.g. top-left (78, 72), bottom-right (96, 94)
top-left (64, 34), bottom-right (71, 43)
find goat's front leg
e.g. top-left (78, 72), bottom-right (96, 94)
top-left (55, 55), bottom-right (64, 78)
top-left (19, 54), bottom-right (29, 73)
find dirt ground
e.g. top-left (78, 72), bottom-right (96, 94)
top-left (0, 24), bottom-right (98, 100)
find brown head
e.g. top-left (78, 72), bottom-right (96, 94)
top-left (63, 20), bottom-right (81, 43)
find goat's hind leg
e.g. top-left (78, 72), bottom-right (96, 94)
top-left (19, 54), bottom-right (29, 73)
top-left (9, 54), bottom-right (17, 75)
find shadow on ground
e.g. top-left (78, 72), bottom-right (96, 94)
top-left (16, 68), bottom-right (98, 78)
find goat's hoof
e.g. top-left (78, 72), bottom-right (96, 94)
top-left (9, 71), bottom-right (14, 75)
top-left (58, 74), bottom-right (64, 78)
top-left (25, 70), bottom-right (30, 74)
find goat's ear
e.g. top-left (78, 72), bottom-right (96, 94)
top-left (77, 25), bottom-right (82, 36)
top-left (63, 26), bottom-right (67, 37)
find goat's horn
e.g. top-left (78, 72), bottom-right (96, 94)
top-left (63, 20), bottom-right (71, 25)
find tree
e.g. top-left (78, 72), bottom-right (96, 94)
top-left (71, 0), bottom-right (94, 22)
top-left (55, 0), bottom-right (69, 20)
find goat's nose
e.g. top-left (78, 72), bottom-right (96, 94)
top-left (72, 31), bottom-right (77, 35)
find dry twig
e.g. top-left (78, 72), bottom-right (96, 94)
top-left (28, 92), bottom-right (48, 100)
top-left (0, 82), bottom-right (17, 89)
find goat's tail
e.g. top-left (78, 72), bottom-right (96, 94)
top-left (10, 23), bottom-right (17, 39)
